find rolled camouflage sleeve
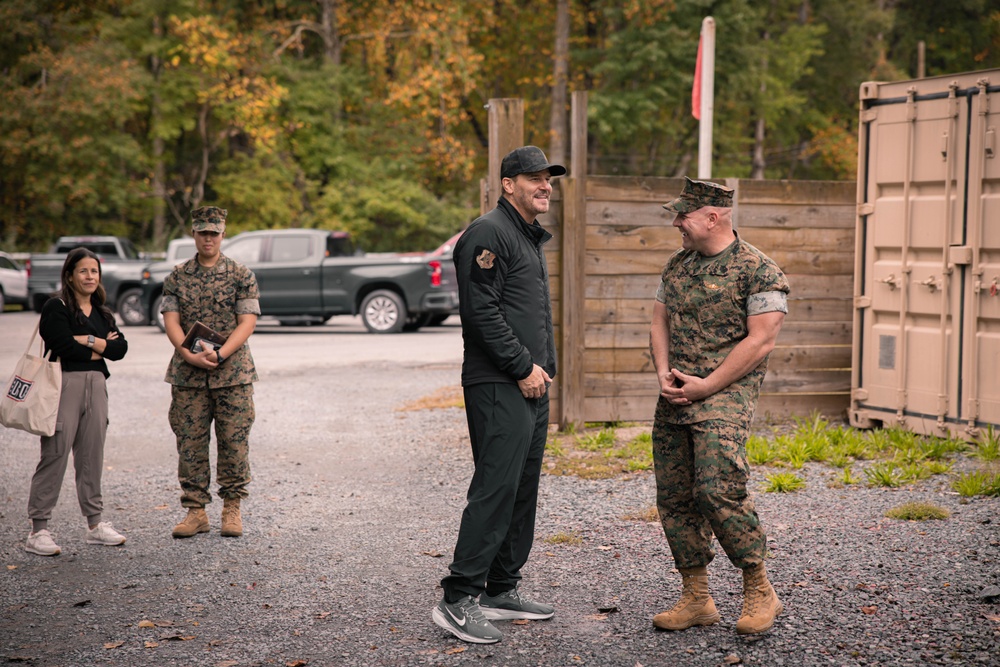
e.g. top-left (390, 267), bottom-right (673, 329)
top-left (235, 267), bottom-right (261, 316)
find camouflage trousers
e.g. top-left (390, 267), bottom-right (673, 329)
top-left (652, 415), bottom-right (766, 570)
top-left (169, 383), bottom-right (255, 508)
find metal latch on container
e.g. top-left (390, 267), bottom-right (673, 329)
top-left (987, 127), bottom-right (996, 159)
top-left (854, 296), bottom-right (872, 309)
top-left (949, 246), bottom-right (973, 265)
top-left (857, 202), bottom-right (874, 217)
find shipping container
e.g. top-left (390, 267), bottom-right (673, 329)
top-left (851, 68), bottom-right (1000, 438)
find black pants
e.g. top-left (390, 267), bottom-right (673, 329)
top-left (441, 382), bottom-right (549, 602)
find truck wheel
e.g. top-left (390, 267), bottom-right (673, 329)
top-left (117, 288), bottom-right (146, 326)
top-left (152, 295), bottom-right (166, 332)
top-left (361, 289), bottom-right (406, 333)
top-left (0, 289), bottom-right (6, 313)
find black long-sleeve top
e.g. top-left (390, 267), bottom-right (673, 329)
top-left (39, 298), bottom-right (128, 378)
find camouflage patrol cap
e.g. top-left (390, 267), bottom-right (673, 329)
top-left (191, 206), bottom-right (227, 233)
top-left (662, 177), bottom-right (734, 213)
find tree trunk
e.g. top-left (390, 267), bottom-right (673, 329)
top-left (548, 0), bottom-right (570, 166)
top-left (151, 16), bottom-right (167, 246)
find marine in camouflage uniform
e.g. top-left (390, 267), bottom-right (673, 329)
top-left (649, 177), bottom-right (789, 635)
top-left (161, 206), bottom-right (260, 539)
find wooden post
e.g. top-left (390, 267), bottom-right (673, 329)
top-left (558, 91), bottom-right (588, 430)
top-left (484, 99), bottom-right (524, 215)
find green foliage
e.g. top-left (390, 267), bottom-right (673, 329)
top-left (972, 426), bottom-right (1000, 462)
top-left (762, 472), bottom-right (806, 493)
top-left (884, 502), bottom-right (949, 521)
top-left (837, 467), bottom-right (860, 486)
top-left (952, 471), bottom-right (1000, 497)
top-left (747, 434), bottom-right (778, 466)
top-left (577, 427), bottom-right (617, 452)
top-left (865, 462), bottom-right (904, 488)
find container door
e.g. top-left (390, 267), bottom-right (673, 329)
top-left (961, 79), bottom-right (1000, 428)
top-left (855, 83), bottom-right (968, 432)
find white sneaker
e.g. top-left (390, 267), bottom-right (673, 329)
top-left (86, 522), bottom-right (126, 546)
top-left (25, 529), bottom-right (61, 556)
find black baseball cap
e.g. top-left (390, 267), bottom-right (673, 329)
top-left (500, 146), bottom-right (567, 179)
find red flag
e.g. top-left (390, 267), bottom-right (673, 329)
top-left (692, 33), bottom-right (703, 120)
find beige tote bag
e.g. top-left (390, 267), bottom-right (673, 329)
top-left (0, 320), bottom-right (62, 437)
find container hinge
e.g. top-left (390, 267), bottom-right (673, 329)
top-left (906, 87), bottom-right (917, 122)
top-left (860, 109), bottom-right (877, 124)
top-left (854, 295), bottom-right (872, 309)
top-left (857, 202), bottom-right (874, 216)
top-left (987, 127), bottom-right (996, 159)
top-left (949, 246), bottom-right (973, 265)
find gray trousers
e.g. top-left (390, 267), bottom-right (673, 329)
top-left (27, 371), bottom-right (109, 524)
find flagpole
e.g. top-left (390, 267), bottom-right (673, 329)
top-left (697, 16), bottom-right (715, 179)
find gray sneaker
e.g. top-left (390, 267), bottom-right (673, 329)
top-left (479, 586), bottom-right (555, 621)
top-left (432, 596), bottom-right (503, 644)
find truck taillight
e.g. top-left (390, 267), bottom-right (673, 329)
top-left (428, 260), bottom-right (442, 287)
top-left (25, 259), bottom-right (31, 278)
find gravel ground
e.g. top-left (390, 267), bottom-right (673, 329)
top-left (1, 328), bottom-right (998, 666)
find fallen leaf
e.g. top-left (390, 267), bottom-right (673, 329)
top-left (103, 641), bottom-right (125, 649)
top-left (155, 620), bottom-right (174, 627)
top-left (861, 606), bottom-right (877, 615)
top-left (215, 662), bottom-right (239, 667)
top-left (7, 565), bottom-right (17, 570)
top-left (286, 660), bottom-right (309, 667)
top-left (545, 551), bottom-right (556, 557)
top-left (73, 599), bottom-right (92, 607)
top-left (511, 619), bottom-right (529, 625)
top-left (445, 647), bottom-right (466, 655)
top-left (292, 629), bottom-right (302, 636)
top-left (247, 582), bottom-right (257, 590)
top-left (314, 611), bottom-right (331, 619)
top-left (597, 605), bottom-right (619, 613)
top-left (723, 654), bottom-right (742, 665)
top-left (943, 583), bottom-right (951, 588)
top-left (793, 581), bottom-right (808, 588)
top-left (421, 551), bottom-right (444, 558)
top-left (138, 620), bottom-right (156, 628)
top-left (160, 634), bottom-right (195, 641)
top-left (154, 504), bottom-right (170, 510)
top-left (985, 614), bottom-right (1000, 623)
top-left (597, 545), bottom-right (613, 551)
top-left (144, 641), bottom-right (159, 648)
top-left (586, 613), bottom-right (608, 621)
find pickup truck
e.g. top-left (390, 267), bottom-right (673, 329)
top-left (26, 236), bottom-right (149, 320)
top-left (138, 229), bottom-right (459, 333)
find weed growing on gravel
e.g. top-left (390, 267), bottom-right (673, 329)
top-left (545, 438), bottom-right (565, 457)
top-left (747, 435), bottom-right (778, 465)
top-left (885, 502), bottom-right (950, 521)
top-left (544, 531), bottom-right (583, 546)
top-left (623, 505), bottom-right (659, 522)
top-left (577, 427), bottom-right (617, 452)
top-left (837, 467), bottom-right (861, 485)
top-left (952, 470), bottom-right (1000, 497)
top-left (865, 462), bottom-right (905, 488)
top-left (972, 425), bottom-right (1000, 462)
top-left (762, 472), bottom-right (806, 493)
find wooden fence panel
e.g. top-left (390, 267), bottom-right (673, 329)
top-left (554, 176), bottom-right (856, 428)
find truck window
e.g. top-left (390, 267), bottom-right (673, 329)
top-left (224, 237), bottom-right (264, 264)
top-left (119, 239), bottom-right (140, 259)
top-left (270, 236), bottom-right (312, 263)
top-left (327, 235), bottom-right (355, 257)
top-left (0, 256), bottom-right (17, 270)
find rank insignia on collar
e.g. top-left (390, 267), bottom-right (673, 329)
top-left (476, 249), bottom-right (496, 270)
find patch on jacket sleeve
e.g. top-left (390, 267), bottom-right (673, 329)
top-left (472, 246), bottom-right (499, 284)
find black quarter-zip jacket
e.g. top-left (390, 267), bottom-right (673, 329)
top-left (454, 197), bottom-right (557, 386)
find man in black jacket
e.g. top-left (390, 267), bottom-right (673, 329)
top-left (432, 146), bottom-right (564, 644)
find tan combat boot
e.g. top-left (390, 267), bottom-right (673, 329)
top-left (652, 566), bottom-right (721, 630)
top-left (171, 508), bottom-right (209, 538)
top-left (221, 499), bottom-right (243, 537)
top-left (736, 563), bottom-right (783, 634)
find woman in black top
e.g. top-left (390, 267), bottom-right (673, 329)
top-left (25, 248), bottom-right (129, 556)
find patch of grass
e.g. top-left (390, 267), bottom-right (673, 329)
top-left (865, 462), bottom-right (905, 488)
top-left (397, 385), bottom-right (464, 411)
top-left (544, 531), bottom-right (583, 546)
top-left (885, 502), bottom-right (950, 521)
top-left (776, 436), bottom-right (809, 469)
top-left (762, 472), bottom-right (806, 493)
top-left (747, 435), bottom-right (778, 466)
top-left (952, 470), bottom-right (1000, 497)
top-left (972, 425), bottom-right (1000, 462)
top-left (545, 438), bottom-right (565, 457)
top-left (622, 505), bottom-right (659, 522)
top-left (576, 427), bottom-right (617, 452)
top-left (837, 466), bottom-right (861, 485)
